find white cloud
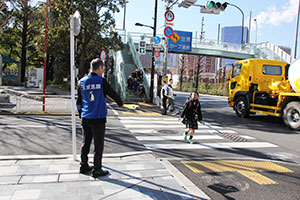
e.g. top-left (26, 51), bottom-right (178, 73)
top-left (253, 0), bottom-right (299, 28)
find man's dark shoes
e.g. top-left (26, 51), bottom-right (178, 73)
top-left (92, 169), bottom-right (109, 178)
top-left (79, 165), bottom-right (93, 174)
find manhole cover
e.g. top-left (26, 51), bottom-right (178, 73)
top-left (215, 132), bottom-right (250, 142)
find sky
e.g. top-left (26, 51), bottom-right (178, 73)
top-left (113, 0), bottom-right (300, 58)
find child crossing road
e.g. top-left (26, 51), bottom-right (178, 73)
top-left (180, 91), bottom-right (203, 144)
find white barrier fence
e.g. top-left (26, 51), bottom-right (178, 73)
top-left (0, 94), bottom-right (75, 114)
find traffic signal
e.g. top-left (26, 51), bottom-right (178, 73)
top-left (206, 1), bottom-right (227, 11)
top-left (139, 40), bottom-right (146, 55)
top-left (206, 1), bottom-right (215, 8)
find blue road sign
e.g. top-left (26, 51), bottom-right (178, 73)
top-left (164, 26), bottom-right (174, 38)
top-left (153, 36), bottom-right (161, 45)
top-left (168, 30), bottom-right (192, 52)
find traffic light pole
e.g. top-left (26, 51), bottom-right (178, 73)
top-left (227, 3), bottom-right (244, 44)
top-left (163, 1), bottom-right (171, 76)
top-left (150, 0), bottom-right (158, 102)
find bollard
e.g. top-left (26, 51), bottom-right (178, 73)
top-left (16, 96), bottom-right (21, 113)
top-left (16, 96), bottom-right (19, 113)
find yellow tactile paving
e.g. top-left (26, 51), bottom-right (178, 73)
top-left (122, 104), bottom-right (139, 110)
top-left (121, 110), bottom-right (161, 116)
top-left (137, 102), bottom-right (153, 107)
top-left (183, 160), bottom-right (293, 185)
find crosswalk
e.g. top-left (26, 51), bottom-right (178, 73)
top-left (119, 116), bottom-right (278, 151)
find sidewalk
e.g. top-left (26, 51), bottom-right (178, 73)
top-left (0, 86), bottom-right (163, 115)
top-left (0, 153), bottom-right (209, 200)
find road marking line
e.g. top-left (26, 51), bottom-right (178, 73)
top-left (123, 124), bottom-right (222, 129)
top-left (119, 117), bottom-right (178, 120)
top-left (182, 160), bottom-right (293, 185)
top-left (136, 135), bottom-right (224, 141)
top-left (143, 142), bottom-right (278, 150)
top-left (120, 120), bottom-right (182, 124)
top-left (129, 129), bottom-right (237, 134)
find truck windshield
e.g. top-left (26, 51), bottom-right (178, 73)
top-left (232, 64), bottom-right (242, 78)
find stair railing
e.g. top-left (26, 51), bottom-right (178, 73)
top-left (127, 32), bottom-right (150, 101)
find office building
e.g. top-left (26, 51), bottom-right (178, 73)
top-left (221, 26), bottom-right (249, 68)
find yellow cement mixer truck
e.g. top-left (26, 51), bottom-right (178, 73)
top-left (228, 58), bottom-right (300, 130)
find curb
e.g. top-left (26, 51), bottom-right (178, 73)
top-left (162, 160), bottom-right (211, 200)
top-left (0, 151), bottom-right (153, 161)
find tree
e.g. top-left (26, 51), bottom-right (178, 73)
top-left (46, 0), bottom-right (124, 83)
top-left (195, 55), bottom-right (204, 90)
top-left (0, 0), bottom-right (43, 82)
top-left (0, 0), bottom-right (16, 30)
top-left (179, 54), bottom-right (187, 91)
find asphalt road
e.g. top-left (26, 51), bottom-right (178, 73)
top-left (0, 115), bottom-right (146, 155)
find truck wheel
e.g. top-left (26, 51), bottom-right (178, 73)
top-left (283, 102), bottom-right (300, 130)
top-left (235, 96), bottom-right (249, 118)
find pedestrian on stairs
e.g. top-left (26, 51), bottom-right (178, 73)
top-left (180, 91), bottom-right (202, 144)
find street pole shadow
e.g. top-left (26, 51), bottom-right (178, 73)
top-left (207, 183), bottom-right (239, 200)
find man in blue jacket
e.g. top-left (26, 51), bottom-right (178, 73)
top-left (77, 58), bottom-right (123, 178)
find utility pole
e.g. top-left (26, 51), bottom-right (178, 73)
top-left (248, 11), bottom-right (252, 44)
top-left (195, 18), bottom-right (205, 90)
top-left (43, 0), bottom-right (51, 111)
top-left (200, 17), bottom-right (205, 41)
top-left (163, 0), bottom-right (170, 76)
top-left (149, 0), bottom-right (158, 102)
top-left (216, 23), bottom-right (220, 83)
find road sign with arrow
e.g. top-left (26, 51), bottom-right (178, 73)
top-left (168, 30), bottom-right (192, 52)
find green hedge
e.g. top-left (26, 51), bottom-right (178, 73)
top-left (174, 82), bottom-right (229, 96)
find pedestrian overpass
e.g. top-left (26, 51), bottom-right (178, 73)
top-left (111, 30), bottom-right (294, 101)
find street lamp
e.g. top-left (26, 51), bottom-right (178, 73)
top-left (226, 3), bottom-right (244, 44)
top-left (135, 23), bottom-right (155, 30)
top-left (135, 0), bottom-right (158, 103)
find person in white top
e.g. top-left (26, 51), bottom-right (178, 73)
top-left (161, 80), bottom-right (169, 115)
top-left (167, 79), bottom-right (176, 112)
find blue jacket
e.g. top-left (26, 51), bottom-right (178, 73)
top-left (76, 72), bottom-right (123, 119)
top-left (80, 74), bottom-right (107, 119)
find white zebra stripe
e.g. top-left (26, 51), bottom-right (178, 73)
top-left (144, 142), bottom-right (278, 150)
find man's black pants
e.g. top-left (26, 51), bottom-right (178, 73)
top-left (162, 96), bottom-right (167, 114)
top-left (81, 118), bottom-right (106, 170)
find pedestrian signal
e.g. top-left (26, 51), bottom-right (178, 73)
top-left (139, 40), bottom-right (146, 55)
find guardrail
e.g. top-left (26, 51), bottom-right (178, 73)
top-left (0, 94), bottom-right (74, 114)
